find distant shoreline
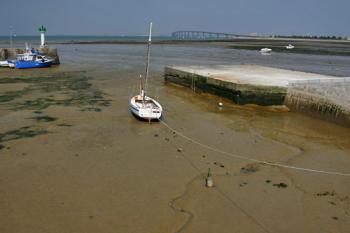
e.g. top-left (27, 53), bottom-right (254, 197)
top-left (1, 37), bottom-right (350, 56)
top-left (57, 37), bottom-right (350, 45)
top-left (57, 38), bottom-right (350, 56)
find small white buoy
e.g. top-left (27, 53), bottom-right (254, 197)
top-left (218, 102), bottom-right (223, 107)
top-left (206, 168), bottom-right (214, 188)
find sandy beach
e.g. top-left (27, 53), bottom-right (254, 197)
top-left (1, 44), bottom-right (350, 233)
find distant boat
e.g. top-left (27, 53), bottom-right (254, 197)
top-left (130, 22), bottom-right (163, 121)
top-left (260, 48), bottom-right (272, 54)
top-left (0, 61), bottom-right (10, 67)
top-left (286, 44), bottom-right (295, 49)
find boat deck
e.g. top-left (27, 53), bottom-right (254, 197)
top-left (135, 98), bottom-right (159, 109)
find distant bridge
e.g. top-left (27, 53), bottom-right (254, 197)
top-left (171, 31), bottom-right (253, 40)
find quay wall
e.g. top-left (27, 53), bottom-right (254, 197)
top-left (285, 79), bottom-right (350, 127)
top-left (0, 47), bottom-right (60, 64)
top-left (164, 66), bottom-right (286, 105)
top-left (164, 66), bottom-right (350, 127)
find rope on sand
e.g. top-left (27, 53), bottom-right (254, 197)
top-left (160, 120), bottom-right (350, 177)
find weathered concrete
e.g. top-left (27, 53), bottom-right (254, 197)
top-left (286, 79), bottom-right (350, 127)
top-left (0, 47), bottom-right (60, 64)
top-left (164, 65), bottom-right (343, 105)
top-left (164, 64), bottom-right (350, 126)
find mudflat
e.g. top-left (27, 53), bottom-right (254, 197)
top-left (1, 50), bottom-right (350, 233)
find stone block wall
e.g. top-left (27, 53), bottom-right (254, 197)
top-left (285, 79), bottom-right (350, 127)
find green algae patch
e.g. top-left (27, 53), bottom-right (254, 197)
top-left (56, 123), bottom-right (73, 127)
top-left (273, 182), bottom-right (288, 188)
top-left (0, 87), bottom-right (31, 103)
top-left (32, 116), bottom-right (57, 122)
top-left (0, 72), bottom-right (111, 112)
top-left (0, 126), bottom-right (48, 143)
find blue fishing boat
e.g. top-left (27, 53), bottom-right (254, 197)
top-left (13, 52), bottom-right (53, 69)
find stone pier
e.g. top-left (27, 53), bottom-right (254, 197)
top-left (164, 65), bottom-right (350, 126)
top-left (286, 79), bottom-right (350, 126)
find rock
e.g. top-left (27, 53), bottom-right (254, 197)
top-left (273, 182), bottom-right (288, 188)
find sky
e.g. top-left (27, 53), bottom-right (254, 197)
top-left (1, 0), bottom-right (349, 36)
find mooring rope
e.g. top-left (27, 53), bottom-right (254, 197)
top-left (160, 120), bottom-right (350, 177)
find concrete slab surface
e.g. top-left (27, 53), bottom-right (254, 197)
top-left (169, 65), bottom-right (345, 87)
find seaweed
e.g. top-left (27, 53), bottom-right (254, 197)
top-left (316, 191), bottom-right (335, 197)
top-left (57, 123), bottom-right (73, 127)
top-left (0, 126), bottom-right (48, 143)
top-left (240, 164), bottom-right (259, 174)
top-left (32, 116), bottom-right (57, 122)
top-left (273, 182), bottom-right (288, 188)
top-left (0, 87), bottom-right (31, 103)
top-left (0, 73), bottom-right (111, 112)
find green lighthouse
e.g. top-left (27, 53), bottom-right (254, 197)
top-left (38, 25), bottom-right (47, 47)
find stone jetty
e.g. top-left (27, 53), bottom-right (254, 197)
top-left (0, 47), bottom-right (60, 65)
top-left (286, 79), bottom-right (350, 126)
top-left (164, 65), bottom-right (350, 126)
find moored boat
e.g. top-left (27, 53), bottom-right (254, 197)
top-left (0, 61), bottom-right (10, 67)
top-left (260, 48), bottom-right (272, 54)
top-left (14, 52), bottom-right (53, 69)
top-left (130, 92), bottom-right (162, 119)
top-left (286, 44), bottom-right (295, 49)
top-left (129, 22), bottom-right (163, 121)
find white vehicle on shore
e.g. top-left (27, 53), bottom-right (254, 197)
top-left (260, 48), bottom-right (272, 54)
top-left (286, 44), bottom-right (295, 49)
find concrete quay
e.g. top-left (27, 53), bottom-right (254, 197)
top-left (164, 65), bottom-right (350, 126)
top-left (164, 65), bottom-right (344, 105)
top-left (286, 79), bottom-right (350, 126)
top-left (0, 47), bottom-right (60, 65)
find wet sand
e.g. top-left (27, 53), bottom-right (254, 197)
top-left (1, 48), bottom-right (350, 233)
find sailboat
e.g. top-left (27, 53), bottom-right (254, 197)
top-left (130, 22), bottom-right (163, 120)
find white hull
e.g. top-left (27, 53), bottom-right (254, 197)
top-left (130, 95), bottom-right (162, 120)
top-left (260, 48), bottom-right (272, 54)
top-left (0, 61), bottom-right (9, 67)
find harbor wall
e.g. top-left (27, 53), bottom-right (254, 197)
top-left (164, 66), bottom-right (350, 127)
top-left (164, 66), bottom-right (287, 105)
top-left (0, 47), bottom-right (60, 64)
top-left (285, 79), bottom-right (350, 127)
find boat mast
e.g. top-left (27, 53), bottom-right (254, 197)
top-left (9, 26), bottom-right (13, 49)
top-left (143, 22), bottom-right (152, 99)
